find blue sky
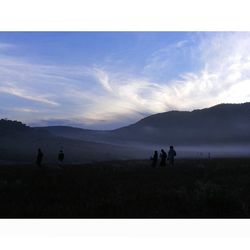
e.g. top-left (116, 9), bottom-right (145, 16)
top-left (1, 32), bottom-right (250, 129)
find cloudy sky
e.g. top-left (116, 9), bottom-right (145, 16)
top-left (0, 32), bottom-right (250, 129)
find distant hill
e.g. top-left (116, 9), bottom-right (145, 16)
top-left (42, 103), bottom-right (250, 146)
top-left (2, 102), bottom-right (250, 163)
top-left (0, 119), bottom-right (149, 164)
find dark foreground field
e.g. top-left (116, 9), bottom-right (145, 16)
top-left (1, 158), bottom-right (250, 218)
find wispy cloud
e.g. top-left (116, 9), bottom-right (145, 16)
top-left (80, 33), bottom-right (250, 125)
top-left (143, 39), bottom-right (189, 74)
top-left (1, 33), bottom-right (250, 129)
top-left (0, 42), bottom-right (15, 50)
top-left (93, 68), bottom-right (113, 93)
top-left (7, 107), bottom-right (40, 113)
top-left (0, 83), bottom-right (60, 106)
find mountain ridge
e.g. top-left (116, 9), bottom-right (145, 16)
top-left (38, 102), bottom-right (250, 146)
top-left (1, 102), bottom-right (250, 163)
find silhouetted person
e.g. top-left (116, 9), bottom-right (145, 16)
top-left (168, 146), bottom-right (176, 166)
top-left (36, 148), bottom-right (44, 167)
top-left (58, 150), bottom-right (64, 163)
top-left (151, 150), bottom-right (158, 167)
top-left (160, 149), bottom-right (167, 167)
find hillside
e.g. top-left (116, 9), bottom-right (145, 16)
top-left (2, 102), bottom-right (250, 163)
top-left (43, 103), bottom-right (250, 146)
top-left (114, 103), bottom-right (250, 145)
top-left (0, 119), bottom-right (149, 164)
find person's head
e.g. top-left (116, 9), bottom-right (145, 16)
top-left (170, 145), bottom-right (174, 149)
top-left (161, 149), bottom-right (164, 152)
top-left (154, 150), bottom-right (158, 154)
top-left (38, 148), bottom-right (41, 152)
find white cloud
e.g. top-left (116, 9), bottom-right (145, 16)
top-left (93, 68), bottom-right (113, 93)
top-left (0, 83), bottom-right (60, 106)
top-left (82, 33), bottom-right (250, 125)
top-left (1, 33), bottom-right (250, 129)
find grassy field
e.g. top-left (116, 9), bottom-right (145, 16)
top-left (0, 158), bottom-right (250, 218)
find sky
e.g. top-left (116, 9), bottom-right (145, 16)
top-left (0, 32), bottom-right (250, 129)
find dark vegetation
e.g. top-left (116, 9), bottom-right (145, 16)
top-left (0, 158), bottom-right (250, 218)
top-left (0, 118), bottom-right (29, 130)
top-left (0, 118), bottom-right (51, 139)
top-left (1, 103), bottom-right (250, 217)
top-left (42, 102), bottom-right (250, 145)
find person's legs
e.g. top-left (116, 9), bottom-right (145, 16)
top-left (170, 158), bottom-right (174, 166)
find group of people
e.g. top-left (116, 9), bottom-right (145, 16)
top-left (151, 146), bottom-right (176, 167)
top-left (36, 148), bottom-right (64, 167)
top-left (36, 146), bottom-right (176, 168)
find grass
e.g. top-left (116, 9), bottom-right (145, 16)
top-left (0, 158), bottom-right (250, 218)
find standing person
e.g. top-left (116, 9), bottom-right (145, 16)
top-left (168, 146), bottom-right (176, 167)
top-left (151, 150), bottom-right (158, 167)
top-left (58, 150), bottom-right (64, 163)
top-left (160, 149), bottom-right (167, 167)
top-left (36, 148), bottom-right (44, 167)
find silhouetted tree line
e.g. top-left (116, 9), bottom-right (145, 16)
top-left (0, 119), bottom-right (29, 130)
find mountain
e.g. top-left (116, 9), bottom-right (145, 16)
top-left (114, 102), bottom-right (250, 145)
top-left (0, 119), bottom-right (149, 164)
top-left (42, 102), bottom-right (250, 146)
top-left (2, 102), bottom-right (250, 163)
